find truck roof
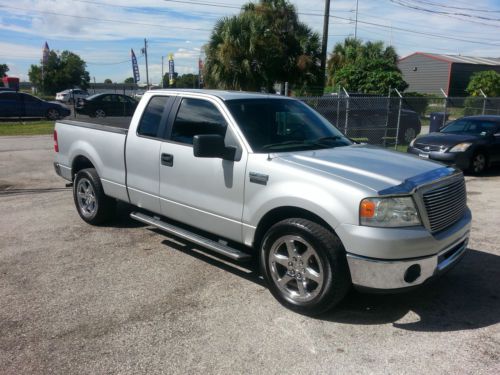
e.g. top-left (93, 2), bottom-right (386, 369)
top-left (146, 89), bottom-right (292, 101)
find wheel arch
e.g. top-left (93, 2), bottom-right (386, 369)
top-left (71, 155), bottom-right (95, 180)
top-left (253, 206), bottom-right (336, 250)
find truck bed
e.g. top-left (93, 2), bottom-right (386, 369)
top-left (59, 119), bottom-right (130, 133)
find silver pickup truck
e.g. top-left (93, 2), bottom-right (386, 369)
top-left (54, 90), bottom-right (471, 315)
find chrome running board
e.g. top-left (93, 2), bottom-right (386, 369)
top-left (130, 212), bottom-right (251, 261)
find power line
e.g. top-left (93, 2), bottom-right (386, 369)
top-left (2, 2), bottom-right (500, 49)
top-left (389, 0), bottom-right (500, 22)
top-left (404, 0), bottom-right (500, 13)
top-left (0, 5), bottom-right (213, 32)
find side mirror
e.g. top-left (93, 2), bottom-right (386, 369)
top-left (193, 134), bottom-right (236, 161)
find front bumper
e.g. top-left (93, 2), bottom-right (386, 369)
top-left (407, 146), bottom-right (472, 170)
top-left (346, 234), bottom-right (468, 291)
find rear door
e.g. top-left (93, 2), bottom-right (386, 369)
top-left (159, 96), bottom-right (247, 242)
top-left (22, 94), bottom-right (44, 117)
top-left (126, 95), bottom-right (174, 214)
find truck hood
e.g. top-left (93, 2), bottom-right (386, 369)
top-left (276, 144), bottom-right (446, 193)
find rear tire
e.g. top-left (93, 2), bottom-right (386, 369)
top-left (260, 218), bottom-right (351, 315)
top-left (46, 108), bottom-right (60, 120)
top-left (73, 168), bottom-right (115, 225)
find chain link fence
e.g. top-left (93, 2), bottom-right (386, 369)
top-left (299, 94), bottom-right (500, 149)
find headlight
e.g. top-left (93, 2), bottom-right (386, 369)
top-left (449, 143), bottom-right (472, 152)
top-left (360, 197), bottom-right (421, 227)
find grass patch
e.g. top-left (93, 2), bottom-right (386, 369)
top-left (0, 120), bottom-right (55, 136)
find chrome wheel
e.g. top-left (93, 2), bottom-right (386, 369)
top-left (95, 109), bottom-right (106, 118)
top-left (268, 235), bottom-right (324, 303)
top-left (76, 178), bottom-right (97, 217)
top-left (47, 108), bottom-right (60, 120)
top-left (404, 128), bottom-right (416, 144)
top-left (472, 154), bottom-right (486, 174)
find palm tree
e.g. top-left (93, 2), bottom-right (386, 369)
top-left (204, 0), bottom-right (321, 93)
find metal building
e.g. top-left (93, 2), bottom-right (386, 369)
top-left (398, 52), bottom-right (500, 96)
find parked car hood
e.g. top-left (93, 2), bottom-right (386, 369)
top-left (276, 144), bottom-right (445, 193)
top-left (415, 132), bottom-right (479, 146)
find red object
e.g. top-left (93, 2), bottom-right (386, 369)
top-left (54, 130), bottom-right (59, 152)
top-left (2, 76), bottom-right (20, 91)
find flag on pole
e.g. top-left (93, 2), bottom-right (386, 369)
top-left (131, 49), bottom-right (140, 83)
top-left (168, 53), bottom-right (175, 86)
top-left (42, 42), bottom-right (50, 65)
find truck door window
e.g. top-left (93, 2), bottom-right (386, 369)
top-left (137, 96), bottom-right (170, 138)
top-left (171, 98), bottom-right (227, 145)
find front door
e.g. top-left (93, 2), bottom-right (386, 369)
top-left (159, 96), bottom-right (247, 242)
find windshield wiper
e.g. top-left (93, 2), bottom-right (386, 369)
top-left (260, 140), bottom-right (317, 151)
top-left (313, 136), bottom-right (341, 143)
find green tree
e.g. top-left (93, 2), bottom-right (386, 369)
top-left (204, 0), bottom-right (322, 94)
top-left (28, 50), bottom-right (90, 95)
top-left (327, 38), bottom-right (408, 94)
top-left (170, 73), bottom-right (198, 88)
top-left (0, 64), bottom-right (9, 77)
top-left (466, 70), bottom-right (500, 97)
top-left (104, 78), bottom-right (113, 84)
top-left (124, 77), bottom-right (135, 84)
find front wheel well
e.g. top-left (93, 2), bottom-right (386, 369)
top-left (253, 206), bottom-right (335, 250)
top-left (72, 155), bottom-right (95, 180)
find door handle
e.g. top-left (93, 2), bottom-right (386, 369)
top-left (161, 153), bottom-right (174, 167)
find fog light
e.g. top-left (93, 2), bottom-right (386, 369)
top-left (404, 264), bottom-right (421, 283)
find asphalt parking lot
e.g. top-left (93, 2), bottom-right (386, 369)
top-left (1, 135), bottom-right (499, 375)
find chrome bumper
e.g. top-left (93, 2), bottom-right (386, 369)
top-left (346, 234), bottom-right (469, 290)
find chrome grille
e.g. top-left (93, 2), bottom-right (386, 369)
top-left (414, 143), bottom-right (442, 152)
top-left (423, 178), bottom-right (467, 233)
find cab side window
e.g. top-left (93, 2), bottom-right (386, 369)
top-left (137, 96), bottom-right (170, 138)
top-left (170, 98), bottom-right (227, 145)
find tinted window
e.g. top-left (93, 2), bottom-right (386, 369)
top-left (226, 98), bottom-right (351, 152)
top-left (102, 95), bottom-right (115, 102)
top-left (0, 93), bottom-right (18, 100)
top-left (137, 96), bottom-right (169, 137)
top-left (171, 98), bottom-right (227, 145)
top-left (442, 119), bottom-right (499, 135)
top-left (22, 94), bottom-right (41, 103)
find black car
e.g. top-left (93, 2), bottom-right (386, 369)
top-left (0, 91), bottom-right (70, 120)
top-left (76, 93), bottom-right (138, 118)
top-left (408, 115), bottom-right (500, 174)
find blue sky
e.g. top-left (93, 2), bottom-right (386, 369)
top-left (0, 0), bottom-right (499, 84)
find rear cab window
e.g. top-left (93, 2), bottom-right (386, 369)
top-left (137, 96), bottom-right (170, 138)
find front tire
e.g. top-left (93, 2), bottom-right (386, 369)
top-left (95, 109), bottom-right (106, 118)
top-left (73, 168), bottom-right (115, 225)
top-left (260, 218), bottom-right (350, 315)
top-left (470, 152), bottom-right (487, 175)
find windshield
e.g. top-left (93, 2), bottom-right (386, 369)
top-left (441, 119), bottom-right (499, 136)
top-left (226, 98), bottom-right (351, 153)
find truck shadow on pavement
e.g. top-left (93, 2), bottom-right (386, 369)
top-left (321, 248), bottom-right (500, 331)
top-left (158, 237), bottom-right (499, 332)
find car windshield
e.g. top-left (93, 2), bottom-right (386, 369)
top-left (441, 119), bottom-right (499, 136)
top-left (226, 98), bottom-right (352, 153)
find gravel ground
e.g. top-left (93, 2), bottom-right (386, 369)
top-left (0, 135), bottom-right (499, 375)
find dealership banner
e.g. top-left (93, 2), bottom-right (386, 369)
top-left (131, 49), bottom-right (140, 83)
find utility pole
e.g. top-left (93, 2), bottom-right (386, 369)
top-left (143, 38), bottom-right (150, 89)
top-left (354, 0), bottom-right (359, 39)
top-left (161, 55), bottom-right (164, 88)
top-left (320, 0), bottom-right (331, 93)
